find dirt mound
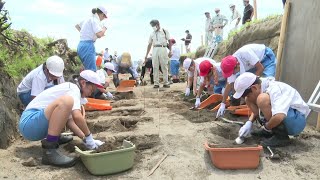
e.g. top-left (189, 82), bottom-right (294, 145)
top-left (0, 71), bottom-right (20, 149)
top-left (214, 16), bottom-right (282, 61)
top-left (94, 142), bottom-right (123, 153)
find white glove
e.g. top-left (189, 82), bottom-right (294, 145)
top-left (185, 88), bottom-right (190, 96)
top-left (216, 102), bottom-right (226, 118)
top-left (239, 121), bottom-right (253, 137)
top-left (195, 97), bottom-right (201, 108)
top-left (106, 91), bottom-right (113, 99)
top-left (84, 134), bottom-right (105, 150)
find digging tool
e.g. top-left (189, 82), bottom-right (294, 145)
top-left (266, 146), bottom-right (280, 160)
top-left (219, 117), bottom-right (245, 126)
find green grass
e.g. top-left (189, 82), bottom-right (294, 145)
top-left (226, 14), bottom-right (282, 42)
top-left (0, 29), bottom-right (55, 80)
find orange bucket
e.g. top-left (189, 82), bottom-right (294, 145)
top-left (84, 98), bottom-right (112, 111)
top-left (204, 142), bottom-right (262, 169)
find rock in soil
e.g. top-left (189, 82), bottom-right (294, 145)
top-left (22, 157), bottom-right (37, 167)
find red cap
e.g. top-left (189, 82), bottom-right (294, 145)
top-left (221, 55), bottom-right (237, 78)
top-left (199, 60), bottom-right (213, 76)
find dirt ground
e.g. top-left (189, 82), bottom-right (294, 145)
top-left (1, 76), bottom-right (320, 180)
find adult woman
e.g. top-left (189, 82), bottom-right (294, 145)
top-left (76, 6), bottom-right (108, 71)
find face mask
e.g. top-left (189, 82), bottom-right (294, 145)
top-left (152, 26), bottom-right (157, 31)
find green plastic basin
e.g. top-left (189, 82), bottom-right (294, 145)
top-left (75, 140), bottom-right (136, 175)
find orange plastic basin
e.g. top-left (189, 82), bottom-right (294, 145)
top-left (204, 142), bottom-right (262, 169)
top-left (198, 94), bottom-right (223, 110)
top-left (116, 80), bottom-right (136, 93)
top-left (84, 98), bottom-right (112, 111)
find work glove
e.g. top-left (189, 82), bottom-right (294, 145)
top-left (103, 92), bottom-right (113, 99)
top-left (83, 134), bottom-right (105, 150)
top-left (195, 97), bottom-right (201, 108)
top-left (216, 102), bottom-right (226, 118)
top-left (239, 121), bottom-right (253, 137)
top-left (185, 87), bottom-right (190, 96)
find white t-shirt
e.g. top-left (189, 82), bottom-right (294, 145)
top-left (97, 69), bottom-right (107, 84)
top-left (227, 44), bottom-right (266, 83)
top-left (214, 62), bottom-right (226, 82)
top-left (17, 64), bottom-right (65, 96)
top-left (187, 58), bottom-right (216, 78)
top-left (26, 82), bottom-right (84, 113)
top-left (79, 17), bottom-right (102, 41)
top-left (170, 45), bottom-right (180, 60)
top-left (265, 81), bottom-right (310, 117)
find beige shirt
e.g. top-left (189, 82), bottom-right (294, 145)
top-left (148, 28), bottom-right (170, 46)
top-left (231, 9), bottom-right (241, 22)
top-left (205, 17), bottom-right (212, 32)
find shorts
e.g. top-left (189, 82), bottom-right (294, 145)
top-left (170, 60), bottom-right (180, 76)
top-left (283, 108), bottom-right (306, 136)
top-left (18, 90), bottom-right (32, 107)
top-left (19, 108), bottom-right (49, 141)
top-left (77, 40), bottom-right (97, 71)
top-left (248, 47), bottom-right (276, 77)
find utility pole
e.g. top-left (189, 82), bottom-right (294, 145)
top-left (253, 0), bottom-right (257, 20)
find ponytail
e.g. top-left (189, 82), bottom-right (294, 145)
top-left (92, 8), bottom-right (97, 14)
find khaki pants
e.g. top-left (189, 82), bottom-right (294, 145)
top-left (205, 31), bottom-right (213, 46)
top-left (152, 47), bottom-right (169, 85)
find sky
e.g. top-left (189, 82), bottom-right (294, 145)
top-left (5, 0), bottom-right (284, 62)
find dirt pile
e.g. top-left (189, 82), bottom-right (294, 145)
top-left (0, 71), bottom-right (20, 148)
top-left (214, 16), bottom-right (282, 61)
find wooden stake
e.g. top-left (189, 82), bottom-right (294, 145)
top-left (147, 154), bottom-right (168, 177)
top-left (253, 0), bottom-right (258, 20)
top-left (275, 0), bottom-right (291, 80)
top-left (316, 113), bottom-right (320, 131)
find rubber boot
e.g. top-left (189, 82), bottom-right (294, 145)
top-left (58, 135), bottom-right (73, 145)
top-left (41, 139), bottom-right (77, 167)
top-left (261, 123), bottom-right (290, 147)
top-left (251, 128), bottom-right (273, 138)
top-left (150, 74), bottom-right (154, 85)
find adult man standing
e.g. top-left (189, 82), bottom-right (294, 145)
top-left (204, 12), bottom-right (213, 46)
top-left (145, 19), bottom-right (171, 88)
top-left (242, 0), bottom-right (254, 25)
top-left (229, 4), bottom-right (241, 31)
top-left (211, 8), bottom-right (228, 42)
top-left (103, 48), bottom-right (110, 62)
top-left (182, 30), bottom-right (192, 53)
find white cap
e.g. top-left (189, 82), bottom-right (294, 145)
top-left (183, 58), bottom-right (192, 70)
top-left (97, 5), bottom-right (108, 18)
top-left (80, 70), bottom-right (104, 88)
top-left (104, 62), bottom-right (115, 72)
top-left (233, 72), bottom-right (257, 99)
top-left (46, 55), bottom-right (64, 77)
top-left (215, 8), bottom-right (220, 12)
top-left (229, 4), bottom-right (235, 8)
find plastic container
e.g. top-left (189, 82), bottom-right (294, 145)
top-left (116, 80), bottom-right (136, 93)
top-left (204, 142), bottom-right (262, 169)
top-left (75, 140), bottom-right (136, 175)
top-left (84, 98), bottom-right (112, 111)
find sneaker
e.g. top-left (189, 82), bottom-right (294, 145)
top-left (153, 85), bottom-right (160, 88)
top-left (163, 84), bottom-right (170, 88)
top-left (261, 135), bottom-right (290, 147)
top-left (251, 128), bottom-right (273, 138)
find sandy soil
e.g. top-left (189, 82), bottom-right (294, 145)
top-left (1, 76), bottom-right (320, 180)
